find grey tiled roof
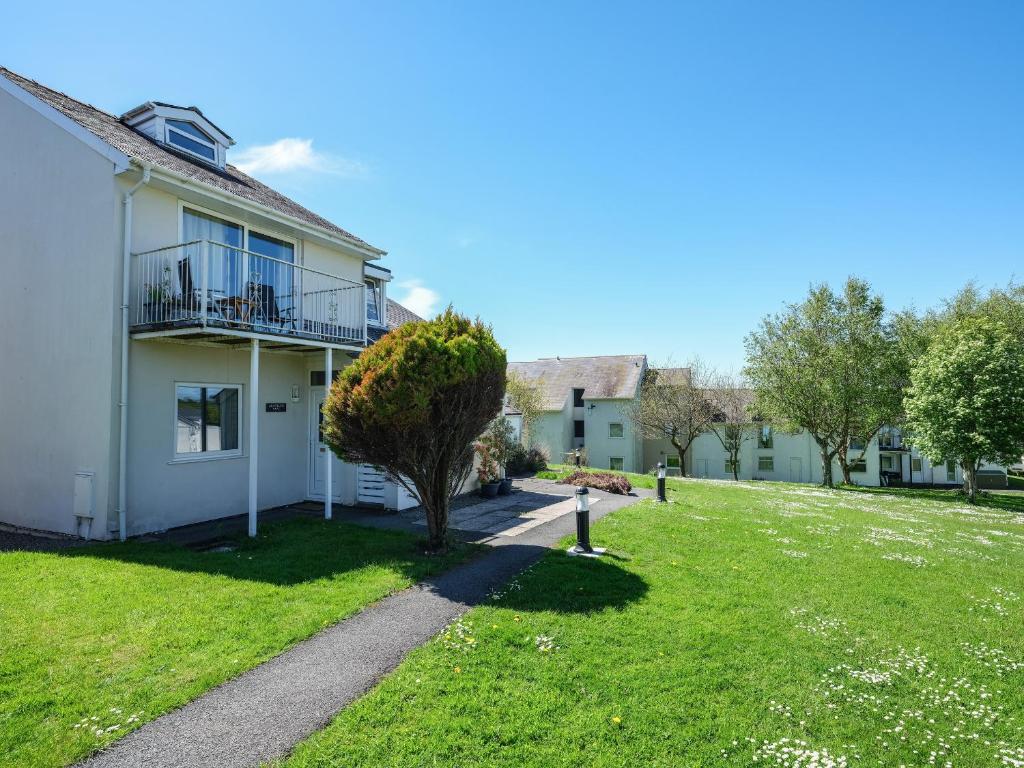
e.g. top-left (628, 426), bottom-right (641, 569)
top-left (386, 298), bottom-right (423, 330)
top-left (0, 67), bottom-right (382, 254)
top-left (507, 355), bottom-right (647, 411)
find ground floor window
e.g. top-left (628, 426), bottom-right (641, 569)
top-left (946, 460), bottom-right (956, 482)
top-left (574, 420), bottom-right (585, 438)
top-left (911, 457), bottom-right (922, 473)
top-left (666, 455), bottom-right (681, 471)
top-left (851, 459), bottom-right (867, 473)
top-left (609, 457), bottom-right (624, 471)
top-left (758, 455), bottom-right (774, 472)
top-left (725, 458), bottom-right (739, 474)
top-left (175, 384), bottom-right (241, 457)
top-left (880, 455), bottom-right (895, 471)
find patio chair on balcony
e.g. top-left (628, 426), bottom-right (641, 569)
top-left (247, 281), bottom-right (297, 333)
top-left (176, 258), bottom-right (226, 321)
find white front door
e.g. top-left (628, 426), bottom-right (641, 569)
top-left (790, 457), bottom-right (802, 483)
top-left (696, 458), bottom-right (708, 478)
top-left (308, 388), bottom-right (343, 501)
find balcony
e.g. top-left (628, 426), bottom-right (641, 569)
top-left (130, 240), bottom-right (367, 347)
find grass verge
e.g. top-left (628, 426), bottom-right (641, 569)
top-left (0, 516), bottom-right (474, 767)
top-left (277, 478), bottom-right (1024, 766)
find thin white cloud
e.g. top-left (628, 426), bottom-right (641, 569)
top-left (233, 138), bottom-right (366, 177)
top-left (394, 279), bottom-right (440, 319)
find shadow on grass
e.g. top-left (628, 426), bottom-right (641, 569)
top-left (467, 546), bottom-right (649, 614)
top-left (838, 484), bottom-right (1024, 514)
top-left (57, 516), bottom-right (477, 587)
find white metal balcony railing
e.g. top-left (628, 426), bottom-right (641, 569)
top-left (131, 240), bottom-right (367, 345)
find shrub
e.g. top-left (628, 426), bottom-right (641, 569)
top-left (558, 470), bottom-right (632, 495)
top-left (323, 308), bottom-right (506, 551)
top-left (506, 444), bottom-right (548, 475)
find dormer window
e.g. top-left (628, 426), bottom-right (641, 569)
top-left (121, 102), bottom-right (234, 169)
top-left (166, 119), bottom-right (216, 161)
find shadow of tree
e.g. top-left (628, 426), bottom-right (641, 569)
top-left (482, 547), bottom-right (649, 614)
top-left (838, 484), bottom-right (1024, 514)
top-left (58, 516), bottom-right (477, 587)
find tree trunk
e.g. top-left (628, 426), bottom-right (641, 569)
top-left (961, 459), bottom-right (978, 504)
top-left (419, 471), bottom-right (450, 553)
top-left (669, 436), bottom-right (688, 478)
top-left (731, 451), bottom-right (740, 481)
top-left (836, 445), bottom-right (852, 485)
top-left (820, 448), bottom-right (834, 488)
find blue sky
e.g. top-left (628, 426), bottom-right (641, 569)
top-left (7, 1), bottom-right (1022, 369)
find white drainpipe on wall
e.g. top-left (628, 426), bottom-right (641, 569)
top-left (116, 164), bottom-right (151, 541)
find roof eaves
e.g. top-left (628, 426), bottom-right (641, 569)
top-left (0, 70), bottom-right (131, 173)
top-left (143, 162), bottom-right (387, 258)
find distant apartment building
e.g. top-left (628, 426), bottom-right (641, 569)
top-left (510, 355), bottom-right (1008, 488)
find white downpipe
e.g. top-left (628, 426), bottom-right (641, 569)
top-left (117, 164), bottom-right (151, 542)
top-left (249, 338), bottom-right (260, 537)
top-left (324, 347), bottom-right (333, 520)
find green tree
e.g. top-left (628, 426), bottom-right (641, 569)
top-left (904, 316), bottom-right (1024, 503)
top-left (505, 372), bottom-right (543, 447)
top-left (323, 309), bottom-right (506, 551)
top-left (744, 277), bottom-right (905, 487)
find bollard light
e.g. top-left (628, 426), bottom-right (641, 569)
top-left (656, 462), bottom-right (667, 502)
top-left (572, 486), bottom-right (593, 554)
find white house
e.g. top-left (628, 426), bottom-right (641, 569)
top-left (0, 67), bottom-right (424, 540)
top-left (506, 355), bottom-right (647, 473)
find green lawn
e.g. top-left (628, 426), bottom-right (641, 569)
top-left (278, 478), bottom-right (1024, 767)
top-left (0, 517), bottom-right (473, 768)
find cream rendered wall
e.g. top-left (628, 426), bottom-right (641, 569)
top-left (530, 410), bottom-right (570, 465)
top-left (303, 239), bottom-right (364, 283)
top-left (0, 86), bottom-right (120, 536)
top-left (126, 341), bottom-right (312, 535)
top-left (583, 399), bottom-right (641, 472)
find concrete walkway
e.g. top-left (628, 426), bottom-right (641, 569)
top-left (80, 481), bottom-right (652, 768)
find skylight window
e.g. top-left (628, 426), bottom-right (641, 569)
top-left (166, 119), bottom-right (216, 161)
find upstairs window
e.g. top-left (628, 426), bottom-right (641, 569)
top-left (572, 388), bottom-right (585, 407)
top-left (166, 119), bottom-right (217, 161)
top-left (757, 425), bottom-right (773, 449)
top-left (574, 420), bottom-right (585, 438)
top-left (365, 279), bottom-right (382, 324)
top-left (608, 422), bottom-right (624, 438)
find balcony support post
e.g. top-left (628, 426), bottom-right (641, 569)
top-left (324, 346), bottom-right (333, 520)
top-left (248, 338), bottom-right (260, 537)
top-left (362, 284), bottom-right (368, 345)
top-left (200, 241), bottom-right (209, 328)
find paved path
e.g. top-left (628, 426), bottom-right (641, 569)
top-left (80, 482), bottom-right (651, 768)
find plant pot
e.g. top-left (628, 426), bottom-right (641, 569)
top-left (480, 482), bottom-right (500, 498)
top-left (498, 478), bottom-right (513, 495)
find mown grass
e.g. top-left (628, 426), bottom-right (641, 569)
top-left (0, 517), bottom-right (474, 768)
top-left (278, 478), bottom-right (1024, 767)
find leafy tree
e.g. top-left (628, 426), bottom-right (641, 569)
top-left (505, 373), bottom-right (543, 447)
top-left (744, 277), bottom-right (905, 487)
top-left (623, 358), bottom-right (718, 476)
top-left (323, 309), bottom-right (506, 551)
top-left (709, 373), bottom-right (753, 481)
top-left (904, 316), bottom-right (1024, 503)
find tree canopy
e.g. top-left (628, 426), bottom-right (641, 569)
top-left (624, 359), bottom-right (718, 476)
top-left (904, 315), bottom-right (1024, 502)
top-left (744, 277), bottom-right (905, 486)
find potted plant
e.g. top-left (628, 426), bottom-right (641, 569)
top-left (143, 266), bottom-right (174, 323)
top-left (475, 441), bottom-right (501, 497)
